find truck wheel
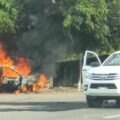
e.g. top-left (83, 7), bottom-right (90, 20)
top-left (116, 100), bottom-right (120, 107)
top-left (86, 96), bottom-right (103, 108)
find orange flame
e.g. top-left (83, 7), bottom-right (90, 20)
top-left (0, 42), bottom-right (14, 67)
top-left (21, 74), bottom-right (49, 93)
top-left (32, 74), bottom-right (49, 92)
top-left (0, 41), bottom-right (49, 93)
top-left (36, 74), bottom-right (49, 86)
top-left (0, 41), bottom-right (31, 84)
top-left (3, 67), bottom-right (18, 77)
top-left (15, 57), bottom-right (31, 76)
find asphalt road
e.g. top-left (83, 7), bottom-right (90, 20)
top-left (0, 91), bottom-right (120, 120)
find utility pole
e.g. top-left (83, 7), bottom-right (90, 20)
top-left (78, 53), bottom-right (83, 92)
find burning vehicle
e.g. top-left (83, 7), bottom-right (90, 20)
top-left (0, 41), bottom-right (49, 93)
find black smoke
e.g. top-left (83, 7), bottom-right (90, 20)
top-left (3, 0), bottom-right (72, 77)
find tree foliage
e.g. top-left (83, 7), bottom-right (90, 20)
top-left (0, 0), bottom-right (23, 33)
top-left (1, 0), bottom-right (120, 53)
top-left (60, 0), bottom-right (109, 51)
top-left (107, 0), bottom-right (120, 50)
top-left (60, 0), bottom-right (120, 52)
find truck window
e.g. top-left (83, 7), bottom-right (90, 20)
top-left (86, 52), bottom-right (99, 66)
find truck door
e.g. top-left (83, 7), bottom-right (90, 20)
top-left (82, 50), bottom-right (101, 83)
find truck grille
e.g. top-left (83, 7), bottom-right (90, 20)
top-left (91, 73), bottom-right (120, 80)
top-left (90, 83), bottom-right (117, 89)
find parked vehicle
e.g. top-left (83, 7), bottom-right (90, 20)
top-left (82, 50), bottom-right (120, 107)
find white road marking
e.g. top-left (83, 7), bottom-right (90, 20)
top-left (104, 115), bottom-right (120, 119)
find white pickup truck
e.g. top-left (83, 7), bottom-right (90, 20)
top-left (82, 50), bottom-right (120, 107)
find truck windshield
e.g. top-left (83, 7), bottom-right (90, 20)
top-left (103, 53), bottom-right (120, 66)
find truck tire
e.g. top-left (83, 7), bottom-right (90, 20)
top-left (86, 96), bottom-right (103, 108)
top-left (116, 100), bottom-right (120, 107)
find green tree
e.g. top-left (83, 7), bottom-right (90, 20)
top-left (60, 0), bottom-right (110, 52)
top-left (107, 0), bottom-right (120, 50)
top-left (0, 0), bottom-right (23, 33)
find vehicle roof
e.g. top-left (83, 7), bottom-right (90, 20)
top-left (112, 51), bottom-right (120, 54)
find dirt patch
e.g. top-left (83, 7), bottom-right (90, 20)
top-left (48, 87), bottom-right (83, 93)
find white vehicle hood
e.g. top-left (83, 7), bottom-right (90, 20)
top-left (89, 66), bottom-right (120, 74)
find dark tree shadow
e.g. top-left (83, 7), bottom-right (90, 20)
top-left (0, 101), bottom-right (119, 112)
top-left (0, 101), bottom-right (88, 112)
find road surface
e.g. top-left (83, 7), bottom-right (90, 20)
top-left (0, 91), bottom-right (120, 120)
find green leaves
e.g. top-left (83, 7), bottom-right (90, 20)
top-left (0, 0), bottom-right (23, 33)
top-left (60, 0), bottom-right (111, 52)
top-left (63, 0), bottom-right (108, 32)
top-left (106, 0), bottom-right (120, 50)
